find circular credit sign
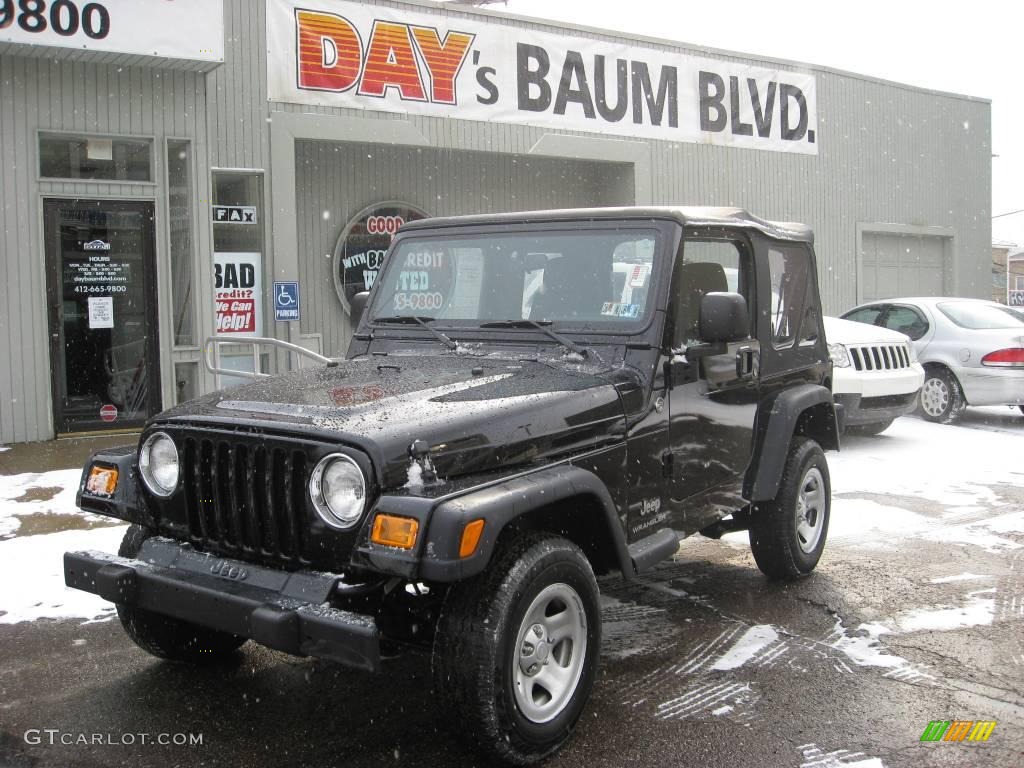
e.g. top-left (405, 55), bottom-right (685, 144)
top-left (332, 202), bottom-right (428, 316)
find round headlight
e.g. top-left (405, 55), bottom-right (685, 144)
top-left (139, 432), bottom-right (180, 497)
top-left (309, 454), bottom-right (366, 529)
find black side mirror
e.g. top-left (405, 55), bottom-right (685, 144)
top-left (699, 292), bottom-right (749, 344)
top-left (350, 291), bottom-right (370, 327)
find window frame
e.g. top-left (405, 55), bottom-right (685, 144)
top-left (878, 303), bottom-right (930, 341)
top-left (765, 242), bottom-right (814, 350)
top-left (841, 303), bottom-right (888, 327)
top-left (37, 130), bottom-right (156, 185)
top-left (365, 220), bottom-right (676, 338)
top-left (669, 231), bottom-right (756, 350)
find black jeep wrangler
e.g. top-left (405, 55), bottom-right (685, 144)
top-left (65, 207), bottom-right (838, 764)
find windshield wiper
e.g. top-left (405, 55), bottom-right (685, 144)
top-left (479, 319), bottom-right (587, 357)
top-left (373, 315), bottom-right (459, 351)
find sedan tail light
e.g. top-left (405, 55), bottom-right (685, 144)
top-left (981, 348), bottom-right (1024, 367)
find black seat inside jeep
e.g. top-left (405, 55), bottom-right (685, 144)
top-left (530, 251), bottom-right (614, 322)
top-left (673, 262), bottom-right (728, 346)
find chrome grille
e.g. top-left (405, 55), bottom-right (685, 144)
top-left (181, 437), bottom-right (309, 564)
top-left (849, 344), bottom-right (910, 372)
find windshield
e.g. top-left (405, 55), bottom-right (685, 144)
top-left (367, 229), bottom-right (660, 327)
top-left (937, 301), bottom-right (1024, 329)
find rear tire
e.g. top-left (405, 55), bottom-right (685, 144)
top-left (918, 367), bottom-right (965, 423)
top-left (115, 525), bottom-right (246, 664)
top-left (749, 438), bottom-right (830, 581)
top-left (432, 532), bottom-right (600, 765)
top-left (846, 419), bottom-right (894, 436)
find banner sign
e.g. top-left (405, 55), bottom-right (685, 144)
top-left (267, 0), bottom-right (818, 155)
top-left (333, 202), bottom-right (428, 314)
top-left (0, 0), bottom-right (224, 66)
top-left (214, 252), bottom-right (263, 336)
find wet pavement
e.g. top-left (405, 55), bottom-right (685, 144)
top-left (1, 412), bottom-right (1023, 768)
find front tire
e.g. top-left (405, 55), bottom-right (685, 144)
top-left (432, 532), bottom-right (600, 765)
top-left (115, 525), bottom-right (246, 664)
top-left (749, 438), bottom-right (830, 580)
top-left (918, 367), bottom-right (965, 423)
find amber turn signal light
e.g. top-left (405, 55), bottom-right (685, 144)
top-left (459, 519), bottom-right (485, 558)
top-left (86, 466), bottom-right (119, 496)
top-left (371, 514), bottom-right (419, 549)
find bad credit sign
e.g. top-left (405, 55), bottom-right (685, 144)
top-left (267, 0), bottom-right (818, 154)
top-left (214, 253), bottom-right (263, 336)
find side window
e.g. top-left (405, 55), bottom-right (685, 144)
top-left (671, 239), bottom-right (748, 347)
top-left (882, 306), bottom-right (929, 340)
top-left (767, 246), bottom-right (812, 347)
top-left (843, 306), bottom-right (886, 326)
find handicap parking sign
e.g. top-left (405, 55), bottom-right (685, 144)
top-left (273, 281), bottom-right (300, 322)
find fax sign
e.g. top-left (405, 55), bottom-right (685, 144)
top-left (213, 205), bottom-right (258, 224)
top-left (274, 282), bottom-right (300, 321)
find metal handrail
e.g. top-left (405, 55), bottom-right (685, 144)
top-left (204, 335), bottom-right (336, 388)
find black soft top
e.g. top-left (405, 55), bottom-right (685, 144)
top-left (399, 206), bottom-right (814, 244)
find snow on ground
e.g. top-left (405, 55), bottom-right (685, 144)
top-left (717, 415), bottom-right (1023, 644)
top-left (799, 744), bottom-right (885, 768)
top-left (724, 416), bottom-right (1024, 554)
top-left (710, 625), bottom-right (778, 671)
top-left (892, 589), bottom-right (996, 633)
top-left (0, 525), bottom-right (128, 624)
top-left (830, 416), bottom-right (1022, 510)
top-left (929, 573), bottom-right (991, 583)
top-left (0, 467), bottom-right (127, 623)
top-left (0, 468), bottom-right (89, 538)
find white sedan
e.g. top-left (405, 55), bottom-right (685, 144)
top-left (824, 316), bottom-right (925, 435)
top-left (842, 297), bottom-right (1024, 423)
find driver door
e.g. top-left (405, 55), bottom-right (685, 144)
top-left (664, 234), bottom-right (759, 533)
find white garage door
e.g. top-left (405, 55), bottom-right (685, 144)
top-left (860, 232), bottom-right (948, 301)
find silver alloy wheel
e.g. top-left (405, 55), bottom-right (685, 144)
top-left (513, 583), bottom-right (588, 724)
top-left (795, 466), bottom-right (826, 554)
top-left (920, 376), bottom-right (950, 417)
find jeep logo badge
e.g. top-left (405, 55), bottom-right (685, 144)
top-left (210, 561), bottom-right (248, 581)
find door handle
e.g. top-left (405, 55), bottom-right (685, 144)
top-left (735, 346), bottom-right (756, 378)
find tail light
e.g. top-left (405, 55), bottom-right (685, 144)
top-left (981, 348), bottom-right (1024, 367)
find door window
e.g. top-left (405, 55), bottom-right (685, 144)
top-left (671, 239), bottom-right (748, 348)
top-left (842, 305), bottom-right (886, 326)
top-left (767, 246), bottom-right (812, 347)
top-left (881, 306), bottom-right (929, 340)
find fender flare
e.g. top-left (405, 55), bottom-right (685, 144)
top-left (401, 464), bottom-right (632, 582)
top-left (745, 383), bottom-right (839, 502)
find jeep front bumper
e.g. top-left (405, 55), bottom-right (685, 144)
top-left (64, 538), bottom-right (380, 672)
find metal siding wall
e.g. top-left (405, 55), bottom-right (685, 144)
top-left (0, 0), bottom-right (992, 443)
top-left (648, 72), bottom-right (990, 315)
top-left (0, 55), bottom-right (209, 444)
top-left (294, 140), bottom-right (634, 355)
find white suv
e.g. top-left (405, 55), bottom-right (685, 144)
top-left (824, 316), bottom-right (925, 435)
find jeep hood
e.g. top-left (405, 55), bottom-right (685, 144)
top-left (156, 355), bottom-right (626, 489)
top-left (824, 316), bottom-right (910, 345)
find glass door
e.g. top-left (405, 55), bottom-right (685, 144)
top-left (44, 199), bottom-right (161, 433)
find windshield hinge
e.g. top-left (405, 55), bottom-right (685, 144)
top-left (661, 451), bottom-right (674, 479)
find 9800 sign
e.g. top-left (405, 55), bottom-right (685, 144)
top-left (0, 0), bottom-right (110, 39)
